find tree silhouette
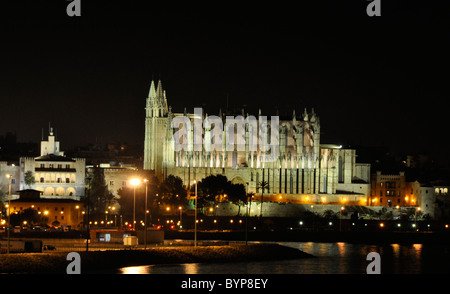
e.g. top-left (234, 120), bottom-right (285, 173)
top-left (227, 183), bottom-right (247, 216)
top-left (196, 174), bottom-right (230, 209)
top-left (158, 175), bottom-right (188, 208)
top-left (10, 208), bottom-right (48, 227)
top-left (24, 171), bottom-right (35, 188)
top-left (257, 180), bottom-right (270, 218)
top-left (196, 175), bottom-right (248, 214)
top-left (88, 167), bottom-right (113, 215)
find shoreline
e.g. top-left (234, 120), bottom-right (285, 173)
top-left (165, 230), bottom-right (450, 244)
top-left (6, 229), bottom-right (450, 244)
top-left (0, 243), bottom-right (313, 274)
top-left (2, 230), bottom-right (450, 273)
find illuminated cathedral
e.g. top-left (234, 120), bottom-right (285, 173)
top-left (143, 80), bottom-right (370, 205)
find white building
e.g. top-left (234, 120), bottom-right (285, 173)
top-left (417, 184), bottom-right (450, 219)
top-left (19, 129), bottom-right (85, 200)
top-left (87, 163), bottom-right (138, 200)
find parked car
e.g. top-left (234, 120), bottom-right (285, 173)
top-left (43, 244), bottom-right (56, 251)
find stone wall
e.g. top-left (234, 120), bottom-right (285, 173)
top-left (213, 201), bottom-right (405, 219)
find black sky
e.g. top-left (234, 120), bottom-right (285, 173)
top-left (1, 0), bottom-right (449, 162)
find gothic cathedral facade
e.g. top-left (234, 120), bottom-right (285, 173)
top-left (143, 80), bottom-right (370, 204)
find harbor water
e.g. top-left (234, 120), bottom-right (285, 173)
top-left (115, 242), bottom-right (450, 274)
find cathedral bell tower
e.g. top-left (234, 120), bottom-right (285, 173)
top-left (143, 79), bottom-right (170, 176)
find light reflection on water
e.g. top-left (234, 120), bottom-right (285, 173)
top-left (116, 242), bottom-right (450, 274)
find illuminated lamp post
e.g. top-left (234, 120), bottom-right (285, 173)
top-left (178, 206), bottom-right (183, 228)
top-left (6, 174), bottom-right (12, 254)
top-left (194, 180), bottom-right (198, 247)
top-left (415, 207), bottom-right (421, 229)
top-left (143, 179), bottom-right (149, 249)
top-left (129, 178), bottom-right (141, 230)
top-left (340, 206), bottom-right (345, 232)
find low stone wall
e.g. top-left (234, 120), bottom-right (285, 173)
top-left (214, 202), bottom-right (407, 219)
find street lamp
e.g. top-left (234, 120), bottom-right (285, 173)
top-left (129, 178), bottom-right (141, 230)
top-left (143, 178), bottom-right (149, 249)
top-left (85, 176), bottom-right (92, 252)
top-left (75, 205), bottom-right (80, 230)
top-left (6, 174), bottom-right (12, 254)
top-left (178, 206), bottom-right (183, 228)
top-left (415, 207), bottom-right (421, 229)
top-left (194, 180), bottom-right (198, 247)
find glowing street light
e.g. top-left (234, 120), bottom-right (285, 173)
top-left (130, 178), bottom-right (141, 186)
top-left (194, 180), bottom-right (198, 247)
top-left (6, 174), bottom-right (12, 254)
top-left (129, 178), bottom-right (141, 230)
top-left (340, 206), bottom-right (345, 232)
top-left (415, 206), bottom-right (421, 229)
top-left (178, 206), bottom-right (183, 228)
top-left (143, 178), bottom-right (149, 249)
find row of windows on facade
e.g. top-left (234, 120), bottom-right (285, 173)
top-left (13, 206), bottom-right (66, 211)
top-left (252, 168), bottom-right (330, 194)
top-left (37, 163), bottom-right (72, 169)
top-left (108, 181), bottom-right (128, 187)
top-left (436, 188), bottom-right (449, 195)
top-left (38, 177), bottom-right (75, 183)
top-left (374, 188), bottom-right (415, 197)
top-left (43, 192), bottom-right (75, 196)
top-left (373, 188), bottom-right (449, 197)
top-left (377, 190), bottom-right (402, 197)
top-left (378, 182), bottom-right (398, 188)
top-left (37, 187), bottom-right (76, 196)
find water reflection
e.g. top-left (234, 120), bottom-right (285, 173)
top-left (184, 263), bottom-right (199, 274)
top-left (116, 242), bottom-right (450, 274)
top-left (119, 266), bottom-right (152, 274)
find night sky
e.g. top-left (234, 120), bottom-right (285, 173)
top-left (1, 0), bottom-right (449, 162)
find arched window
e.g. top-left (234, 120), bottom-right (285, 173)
top-left (66, 187), bottom-right (76, 197)
top-left (44, 187), bottom-right (55, 196)
top-left (56, 187), bottom-right (65, 196)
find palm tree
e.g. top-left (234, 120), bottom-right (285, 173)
top-left (257, 180), bottom-right (270, 218)
top-left (246, 192), bottom-right (255, 216)
top-left (227, 183), bottom-right (247, 216)
top-left (24, 171), bottom-right (35, 188)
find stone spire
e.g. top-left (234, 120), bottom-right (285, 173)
top-left (148, 80), bottom-right (156, 100)
top-left (156, 79), bottom-right (164, 103)
top-left (155, 79), bottom-right (168, 114)
top-left (146, 80), bottom-right (157, 111)
top-left (146, 79), bottom-right (168, 117)
top-left (302, 108), bottom-right (309, 121)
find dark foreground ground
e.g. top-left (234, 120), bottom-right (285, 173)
top-left (0, 243), bottom-right (312, 274)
